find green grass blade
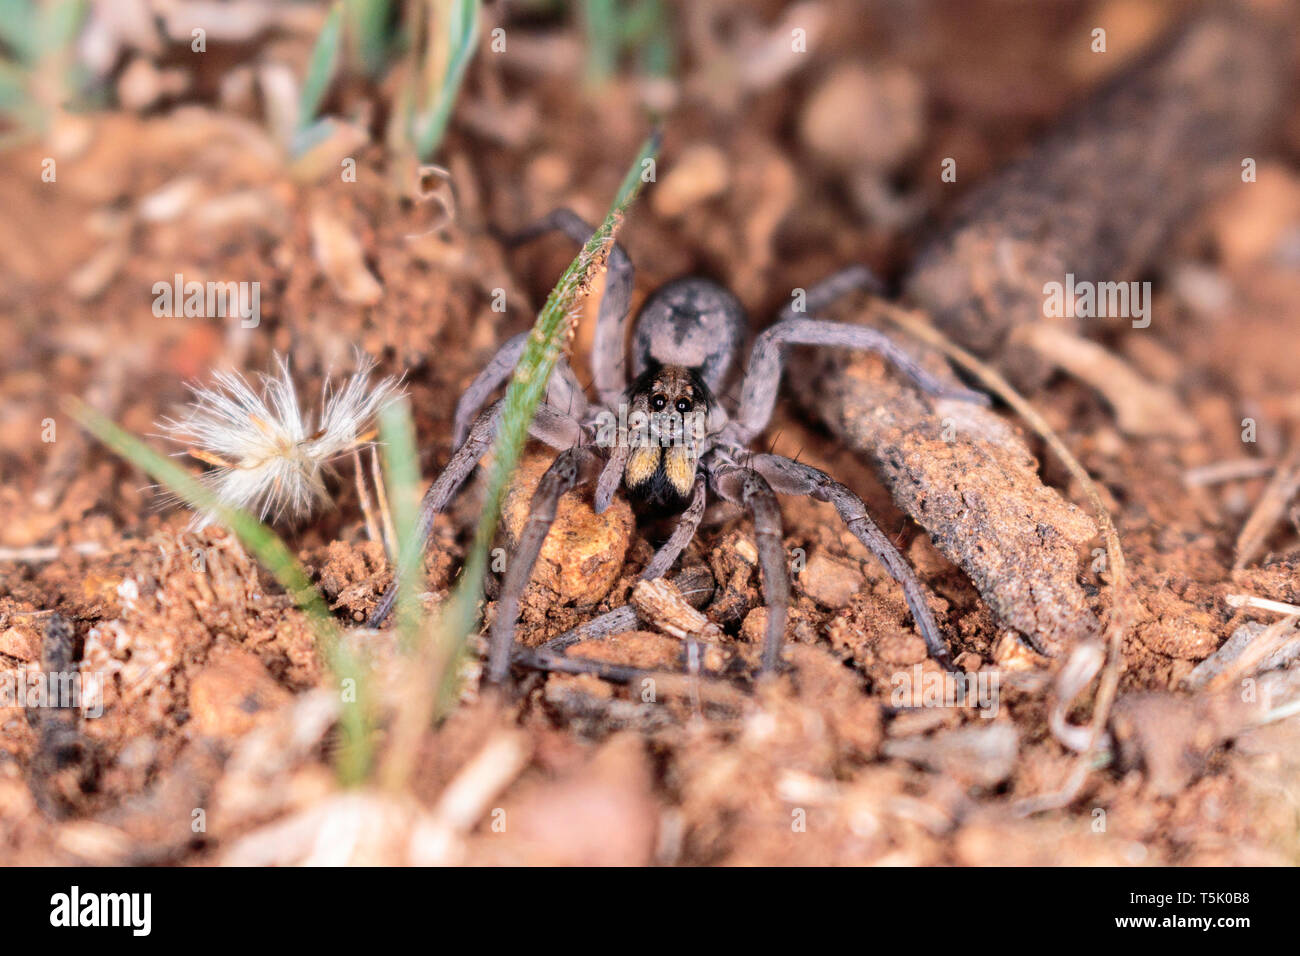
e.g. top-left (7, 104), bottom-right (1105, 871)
top-left (377, 399), bottom-right (424, 651)
top-left (299, 0), bottom-right (345, 130)
top-left (0, 59), bottom-right (27, 109)
top-left (582, 0), bottom-right (619, 86)
top-left (412, 0), bottom-right (480, 160)
top-left (431, 130), bottom-right (659, 708)
top-left (633, 0), bottom-right (674, 78)
top-left (378, 133), bottom-right (657, 791)
top-left (345, 0), bottom-right (392, 78)
top-left (0, 0), bottom-right (39, 63)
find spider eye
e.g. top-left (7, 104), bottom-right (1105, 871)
top-left (675, 399), bottom-right (691, 414)
top-left (652, 395), bottom-right (667, 410)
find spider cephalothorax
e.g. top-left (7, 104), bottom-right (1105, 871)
top-left (369, 208), bottom-right (990, 686)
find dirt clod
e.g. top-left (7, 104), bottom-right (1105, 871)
top-left (798, 551), bottom-right (866, 609)
top-left (189, 645), bottom-right (293, 739)
top-left (502, 453), bottom-right (635, 607)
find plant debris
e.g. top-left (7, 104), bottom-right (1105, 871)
top-left (3, 0), bottom-right (1300, 868)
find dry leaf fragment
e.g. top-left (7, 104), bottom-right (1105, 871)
top-left (310, 208), bottom-right (383, 305)
top-left (1233, 444), bottom-right (1300, 569)
top-left (1017, 324), bottom-right (1196, 439)
top-left (631, 578), bottom-right (723, 642)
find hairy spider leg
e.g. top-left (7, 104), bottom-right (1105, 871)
top-left (485, 445), bottom-right (601, 683)
top-left (731, 317), bottom-right (990, 443)
top-left (750, 453), bottom-right (955, 669)
top-left (504, 208), bottom-right (636, 409)
top-left (367, 400), bottom-right (582, 627)
top-left (774, 263), bottom-right (885, 322)
top-left (707, 462), bottom-right (790, 672)
top-left (452, 330), bottom-right (587, 447)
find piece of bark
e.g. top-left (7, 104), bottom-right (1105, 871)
top-left (1233, 444), bottom-right (1300, 569)
top-left (1016, 325), bottom-right (1196, 440)
top-left (795, 340), bottom-right (1099, 656)
top-left (629, 578), bottom-right (723, 642)
top-left (1183, 617), bottom-right (1300, 692)
top-left (791, 9), bottom-right (1288, 653)
top-left (905, 8), bottom-right (1288, 387)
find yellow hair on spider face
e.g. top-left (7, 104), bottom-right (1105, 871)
top-left (663, 445), bottom-right (697, 498)
top-left (625, 445), bottom-right (661, 490)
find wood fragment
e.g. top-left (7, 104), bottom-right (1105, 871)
top-left (1202, 616), bottom-right (1300, 693)
top-left (1225, 593), bottom-right (1300, 616)
top-left (792, 9), bottom-right (1286, 815)
top-left (882, 723), bottom-right (1019, 789)
top-left (630, 577), bottom-right (723, 642)
top-left (1183, 459), bottom-right (1274, 488)
top-left (1016, 325), bottom-right (1195, 439)
top-left (513, 646), bottom-right (747, 707)
top-left (1185, 618), bottom-right (1300, 691)
top-left (796, 307), bottom-right (1101, 655)
top-left (25, 614), bottom-right (91, 818)
top-left (905, 9), bottom-right (1287, 387)
top-left (883, 305), bottom-right (1135, 818)
top-left (800, 301), bottom-right (1134, 815)
top-left (0, 542), bottom-right (105, 563)
top-left (1233, 444), bottom-right (1300, 569)
top-left (540, 566), bottom-right (715, 652)
top-left (430, 731), bottom-right (530, 831)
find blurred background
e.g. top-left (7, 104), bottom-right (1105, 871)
top-left (1, 0), bottom-right (1299, 865)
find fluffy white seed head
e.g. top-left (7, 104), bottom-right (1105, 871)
top-left (160, 355), bottom-right (403, 529)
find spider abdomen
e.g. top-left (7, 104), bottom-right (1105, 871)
top-left (631, 278), bottom-right (746, 390)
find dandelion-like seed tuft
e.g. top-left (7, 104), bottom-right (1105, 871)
top-left (159, 355), bottom-right (403, 529)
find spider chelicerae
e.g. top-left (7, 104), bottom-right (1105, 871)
top-left (369, 209), bottom-right (989, 685)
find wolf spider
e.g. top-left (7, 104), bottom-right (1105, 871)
top-left (370, 210), bottom-right (989, 685)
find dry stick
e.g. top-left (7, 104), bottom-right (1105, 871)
top-left (1233, 444), bottom-right (1300, 570)
top-left (903, 10), bottom-right (1285, 385)
top-left (26, 614), bottom-right (86, 817)
top-left (540, 574), bottom-right (715, 652)
top-left (429, 730), bottom-right (529, 832)
top-left (1204, 614), bottom-right (1300, 694)
top-left (369, 444), bottom-right (398, 558)
top-left (1183, 458), bottom-right (1274, 488)
top-left (878, 302), bottom-right (1131, 815)
top-left (6, 609), bottom-right (55, 621)
top-left (1225, 593), bottom-right (1300, 617)
top-left (0, 542), bottom-right (105, 563)
top-left (512, 646), bottom-right (747, 707)
top-left (874, 11), bottom-right (1283, 811)
top-left (352, 447), bottom-right (382, 548)
top-left (630, 577), bottom-right (723, 642)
